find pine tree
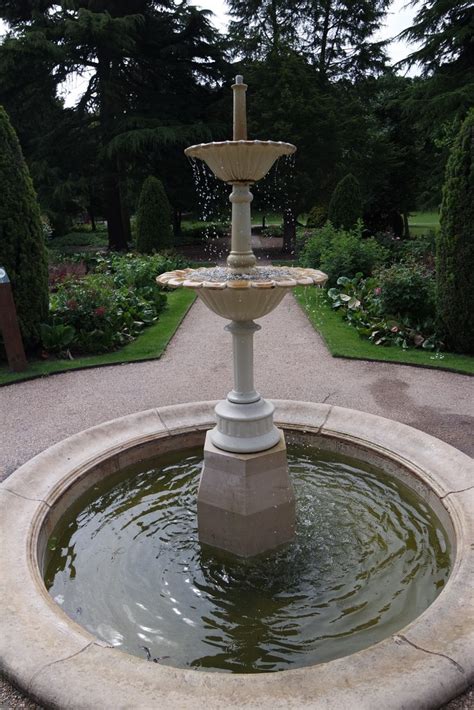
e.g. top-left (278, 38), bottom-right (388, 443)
top-left (0, 105), bottom-right (48, 347)
top-left (136, 176), bottom-right (172, 254)
top-left (328, 174), bottom-right (362, 229)
top-left (436, 110), bottom-right (474, 354)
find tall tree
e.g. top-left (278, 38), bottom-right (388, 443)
top-left (399, 0), bottom-right (474, 120)
top-left (0, 1), bottom-right (226, 250)
top-left (0, 105), bottom-right (48, 348)
top-left (228, 0), bottom-right (390, 79)
top-left (245, 50), bottom-right (339, 251)
top-left (436, 109), bottom-right (474, 354)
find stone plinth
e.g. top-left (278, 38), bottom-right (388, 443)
top-left (197, 430), bottom-right (295, 557)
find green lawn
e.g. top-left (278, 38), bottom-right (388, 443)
top-left (295, 287), bottom-right (473, 375)
top-left (408, 211), bottom-right (439, 236)
top-left (0, 289), bottom-right (196, 386)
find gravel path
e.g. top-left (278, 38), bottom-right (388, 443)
top-left (0, 293), bottom-right (472, 708)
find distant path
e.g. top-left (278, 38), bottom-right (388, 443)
top-left (1, 294), bottom-right (472, 480)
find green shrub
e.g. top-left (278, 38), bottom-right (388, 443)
top-left (300, 222), bottom-right (387, 286)
top-left (376, 262), bottom-right (436, 322)
top-left (0, 105), bottom-right (48, 346)
top-left (306, 204), bottom-right (328, 228)
top-left (328, 174), bottom-right (363, 230)
top-left (436, 110), bottom-right (474, 354)
top-left (327, 275), bottom-right (442, 351)
top-left (136, 176), bottom-right (172, 254)
top-left (42, 252), bottom-right (186, 355)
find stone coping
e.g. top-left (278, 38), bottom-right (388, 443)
top-left (0, 401), bottom-right (472, 709)
top-left (157, 266), bottom-right (328, 290)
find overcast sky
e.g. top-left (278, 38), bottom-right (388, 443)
top-left (1, 0), bottom-right (420, 106)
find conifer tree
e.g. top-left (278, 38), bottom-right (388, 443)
top-left (328, 174), bottom-right (363, 229)
top-left (0, 105), bottom-right (48, 347)
top-left (436, 110), bottom-right (474, 354)
top-left (136, 176), bottom-right (172, 254)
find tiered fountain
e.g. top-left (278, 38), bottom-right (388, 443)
top-left (158, 75), bottom-right (327, 556)
top-left (0, 76), bottom-right (472, 710)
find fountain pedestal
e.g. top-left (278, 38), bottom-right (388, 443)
top-left (159, 74), bottom-right (326, 557)
top-left (198, 432), bottom-right (295, 557)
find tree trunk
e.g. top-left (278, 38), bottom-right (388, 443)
top-left (282, 207), bottom-right (296, 254)
top-left (104, 171), bottom-right (128, 251)
top-left (262, 214), bottom-right (266, 229)
top-left (173, 208), bottom-right (182, 237)
top-left (403, 212), bottom-right (410, 239)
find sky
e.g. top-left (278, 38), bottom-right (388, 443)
top-left (0, 0), bottom-right (420, 106)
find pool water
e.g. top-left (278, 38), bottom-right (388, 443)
top-left (45, 445), bottom-right (450, 673)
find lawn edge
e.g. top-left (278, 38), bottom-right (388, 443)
top-left (0, 290), bottom-right (196, 387)
top-left (294, 290), bottom-right (473, 377)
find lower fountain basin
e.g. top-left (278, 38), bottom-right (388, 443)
top-left (157, 266), bottom-right (327, 320)
top-left (0, 402), bottom-right (472, 708)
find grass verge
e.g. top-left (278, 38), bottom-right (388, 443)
top-left (295, 287), bottom-right (474, 375)
top-left (0, 289), bottom-right (196, 386)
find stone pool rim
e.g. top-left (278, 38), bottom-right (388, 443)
top-left (0, 401), bottom-right (472, 709)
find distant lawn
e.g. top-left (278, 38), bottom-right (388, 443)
top-left (0, 289), bottom-right (196, 386)
top-left (295, 287), bottom-right (473, 376)
top-left (408, 211), bottom-right (439, 236)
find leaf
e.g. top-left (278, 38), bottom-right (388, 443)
top-left (340, 293), bottom-right (351, 302)
top-left (336, 276), bottom-right (351, 286)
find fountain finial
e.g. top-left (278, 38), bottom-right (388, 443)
top-left (232, 75), bottom-right (247, 141)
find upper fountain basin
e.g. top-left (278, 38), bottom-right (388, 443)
top-left (157, 266), bottom-right (327, 321)
top-left (184, 140), bottom-right (296, 183)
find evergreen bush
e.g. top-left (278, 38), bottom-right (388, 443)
top-left (306, 204), bottom-right (328, 228)
top-left (0, 105), bottom-right (48, 347)
top-left (328, 174), bottom-right (363, 230)
top-left (436, 110), bottom-right (474, 354)
top-left (136, 176), bottom-right (172, 254)
top-left (300, 222), bottom-right (387, 286)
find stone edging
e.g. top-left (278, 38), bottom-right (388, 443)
top-left (0, 401), bottom-right (472, 709)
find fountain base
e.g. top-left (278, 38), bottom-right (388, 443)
top-left (198, 431), bottom-right (295, 557)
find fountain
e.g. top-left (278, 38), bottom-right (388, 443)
top-left (0, 77), bottom-right (473, 709)
top-left (158, 75), bottom-right (327, 556)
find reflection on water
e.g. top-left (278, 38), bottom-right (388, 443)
top-left (45, 445), bottom-right (450, 673)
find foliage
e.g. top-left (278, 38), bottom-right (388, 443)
top-left (375, 262), bottom-right (436, 322)
top-left (227, 0), bottom-right (390, 79)
top-left (306, 204), bottom-right (328, 228)
top-left (299, 222), bottom-right (387, 285)
top-left (42, 252), bottom-right (188, 355)
top-left (0, 2), bottom-right (227, 251)
top-left (328, 174), bottom-right (363, 229)
top-left (0, 105), bottom-right (48, 347)
top-left (0, 289), bottom-right (196, 385)
top-left (399, 0), bottom-right (474, 121)
top-left (327, 275), bottom-right (442, 351)
top-left (180, 220), bottom-right (228, 244)
top-left (295, 287), bottom-right (473, 374)
top-left (136, 177), bottom-right (172, 254)
top-left (436, 109), bottom-right (474, 354)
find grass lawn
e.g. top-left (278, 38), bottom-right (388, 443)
top-left (0, 289), bottom-right (196, 386)
top-left (408, 211), bottom-right (439, 236)
top-left (295, 287), bottom-right (474, 376)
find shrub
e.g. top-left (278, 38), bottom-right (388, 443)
top-left (300, 222), bottom-right (387, 286)
top-left (327, 275), bottom-right (442, 351)
top-left (376, 262), bottom-right (436, 322)
top-left (136, 176), bottom-right (172, 253)
top-left (0, 105), bottom-right (48, 346)
top-left (42, 253), bottom-right (186, 355)
top-left (436, 110), bottom-right (474, 354)
top-left (328, 174), bottom-right (363, 230)
top-left (306, 204), bottom-right (327, 228)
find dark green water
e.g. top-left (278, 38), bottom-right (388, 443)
top-left (45, 446), bottom-right (450, 673)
